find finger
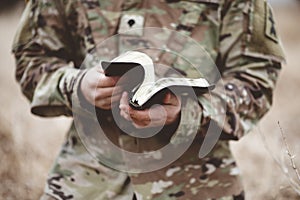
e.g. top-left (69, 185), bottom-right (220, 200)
top-left (96, 67), bottom-right (104, 73)
top-left (163, 92), bottom-right (181, 106)
top-left (120, 109), bottom-right (132, 121)
top-left (132, 118), bottom-right (151, 127)
top-left (128, 108), bottom-right (150, 122)
top-left (111, 76), bottom-right (121, 83)
top-left (119, 93), bottom-right (132, 121)
top-left (131, 112), bottom-right (165, 128)
top-left (105, 94), bottom-right (122, 107)
top-left (94, 86), bottom-right (123, 100)
top-left (110, 93), bottom-right (122, 104)
top-left (148, 104), bottom-right (180, 127)
top-left (128, 105), bottom-right (167, 122)
top-left (97, 75), bottom-right (120, 87)
top-left (95, 94), bottom-right (121, 109)
top-left (119, 92), bottom-right (129, 108)
top-left (129, 109), bottom-right (154, 128)
top-left (94, 97), bottom-right (111, 109)
top-left (163, 103), bottom-right (182, 125)
top-left (149, 105), bottom-right (167, 121)
top-left (163, 92), bottom-right (171, 104)
top-left (110, 87), bottom-right (124, 98)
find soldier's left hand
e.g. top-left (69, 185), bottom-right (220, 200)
top-left (119, 91), bottom-right (181, 128)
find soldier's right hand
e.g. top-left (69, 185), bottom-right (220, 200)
top-left (80, 67), bottom-right (123, 110)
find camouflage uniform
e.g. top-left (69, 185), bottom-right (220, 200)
top-left (12, 0), bottom-right (285, 199)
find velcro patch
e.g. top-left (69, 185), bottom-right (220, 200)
top-left (118, 14), bottom-right (145, 36)
top-left (265, 2), bottom-right (278, 43)
top-left (243, 0), bottom-right (285, 63)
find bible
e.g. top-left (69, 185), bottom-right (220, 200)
top-left (101, 51), bottom-right (214, 110)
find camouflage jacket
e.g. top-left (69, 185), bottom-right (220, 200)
top-left (13, 0), bottom-right (285, 199)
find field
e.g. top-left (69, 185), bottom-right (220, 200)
top-left (1, 1), bottom-right (300, 199)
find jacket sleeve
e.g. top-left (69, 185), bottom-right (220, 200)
top-left (197, 0), bottom-right (285, 140)
top-left (12, 0), bottom-right (86, 117)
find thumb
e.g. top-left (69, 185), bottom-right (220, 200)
top-left (163, 91), bottom-right (181, 106)
top-left (119, 92), bottom-right (129, 109)
top-left (163, 92), bottom-right (171, 104)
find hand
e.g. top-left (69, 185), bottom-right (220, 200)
top-left (119, 91), bottom-right (181, 128)
top-left (80, 67), bottom-right (123, 110)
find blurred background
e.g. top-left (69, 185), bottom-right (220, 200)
top-left (0, 0), bottom-right (300, 199)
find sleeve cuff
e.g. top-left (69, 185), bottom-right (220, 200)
top-left (30, 64), bottom-right (88, 117)
top-left (170, 97), bottom-right (202, 145)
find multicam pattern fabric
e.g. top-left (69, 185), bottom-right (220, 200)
top-left (13, 0), bottom-right (285, 199)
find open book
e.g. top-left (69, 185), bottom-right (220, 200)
top-left (101, 51), bottom-right (214, 109)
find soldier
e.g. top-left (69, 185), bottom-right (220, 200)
top-left (12, 0), bottom-right (285, 199)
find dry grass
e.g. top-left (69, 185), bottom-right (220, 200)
top-left (0, 2), bottom-right (300, 200)
top-left (278, 122), bottom-right (300, 196)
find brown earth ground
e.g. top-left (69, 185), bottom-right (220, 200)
top-left (0, 2), bottom-right (300, 200)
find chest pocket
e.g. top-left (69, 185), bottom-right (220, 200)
top-left (167, 0), bottom-right (221, 48)
top-left (80, 0), bottom-right (221, 80)
top-left (161, 0), bottom-right (222, 81)
top-left (80, 0), bottom-right (123, 57)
